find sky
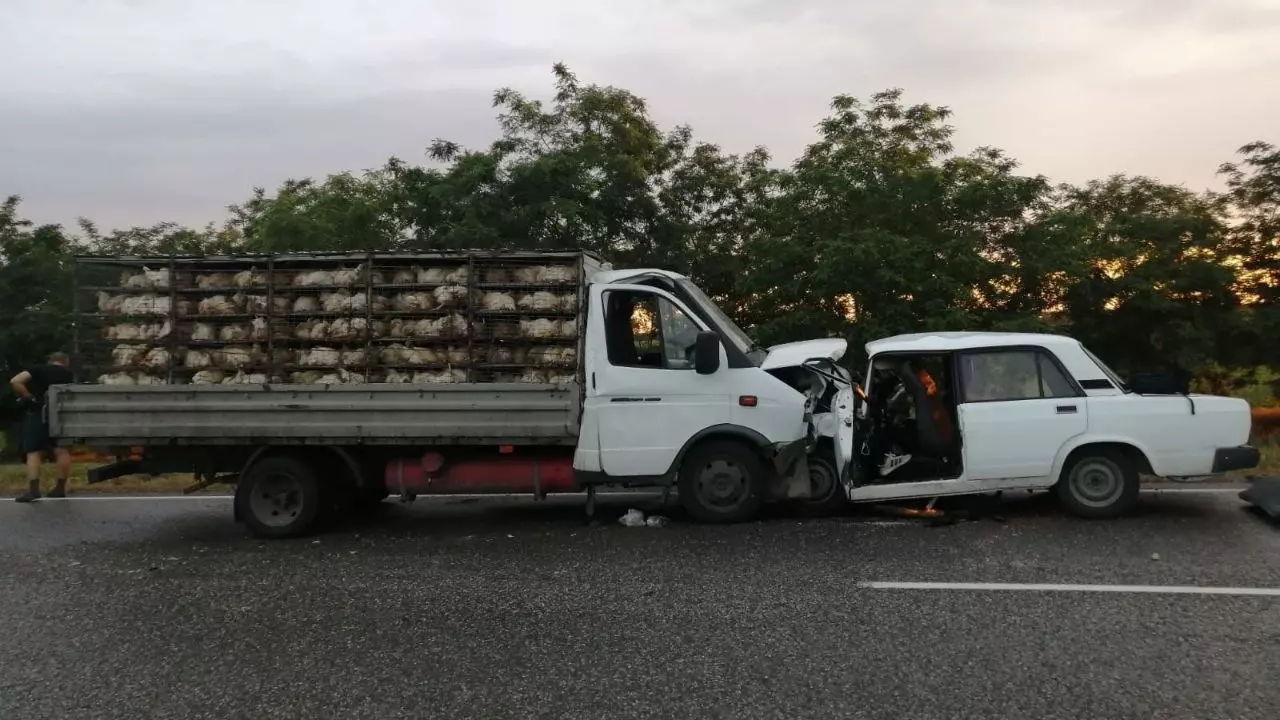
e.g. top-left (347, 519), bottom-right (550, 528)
top-left (2, 0), bottom-right (1279, 231)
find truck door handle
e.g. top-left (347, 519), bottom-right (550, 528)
top-left (1056, 405), bottom-right (1078, 414)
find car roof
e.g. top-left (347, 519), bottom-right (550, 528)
top-left (865, 331), bottom-right (1080, 356)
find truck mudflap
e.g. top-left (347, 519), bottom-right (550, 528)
top-left (86, 460), bottom-right (144, 484)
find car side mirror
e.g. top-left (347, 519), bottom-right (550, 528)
top-left (694, 332), bottom-right (721, 375)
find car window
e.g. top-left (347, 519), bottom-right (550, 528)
top-left (1037, 354), bottom-right (1077, 397)
top-left (961, 350), bottom-right (1076, 402)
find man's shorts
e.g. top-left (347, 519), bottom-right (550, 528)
top-left (20, 410), bottom-right (53, 455)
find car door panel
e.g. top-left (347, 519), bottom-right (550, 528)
top-left (956, 348), bottom-right (1088, 482)
top-left (958, 400), bottom-right (1087, 480)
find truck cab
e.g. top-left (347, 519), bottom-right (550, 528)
top-left (575, 269), bottom-right (853, 522)
top-left (836, 332), bottom-right (1259, 517)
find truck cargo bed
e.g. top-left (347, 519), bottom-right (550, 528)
top-left (48, 383), bottom-right (582, 446)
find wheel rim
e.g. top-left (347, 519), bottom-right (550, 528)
top-left (805, 459), bottom-right (838, 504)
top-left (248, 472), bottom-right (306, 528)
top-left (1069, 458), bottom-right (1124, 508)
top-left (695, 458), bottom-right (749, 510)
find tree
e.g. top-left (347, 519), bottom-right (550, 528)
top-left (76, 218), bottom-right (243, 256)
top-left (737, 90), bottom-right (1052, 350)
top-left (229, 170), bottom-right (406, 252)
top-left (393, 61), bottom-right (769, 308)
top-left (0, 196), bottom-right (76, 426)
top-left (1218, 142), bottom-right (1280, 367)
top-left (1057, 176), bottom-right (1241, 377)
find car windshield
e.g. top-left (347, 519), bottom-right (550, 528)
top-left (1080, 344), bottom-right (1129, 391)
top-left (675, 278), bottom-right (760, 359)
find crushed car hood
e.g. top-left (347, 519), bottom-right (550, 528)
top-left (760, 338), bottom-right (848, 370)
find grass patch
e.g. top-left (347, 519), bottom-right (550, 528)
top-left (0, 462), bottom-right (219, 495)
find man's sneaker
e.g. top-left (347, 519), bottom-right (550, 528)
top-left (14, 491), bottom-right (41, 503)
top-left (879, 453), bottom-right (912, 476)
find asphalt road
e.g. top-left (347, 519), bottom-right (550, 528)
top-left (1, 488), bottom-right (1278, 720)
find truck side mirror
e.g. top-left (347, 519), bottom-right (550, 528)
top-left (694, 332), bottom-right (721, 375)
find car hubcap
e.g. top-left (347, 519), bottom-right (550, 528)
top-left (697, 459), bottom-right (747, 509)
top-left (249, 473), bottom-right (305, 527)
top-left (1070, 459), bottom-right (1123, 507)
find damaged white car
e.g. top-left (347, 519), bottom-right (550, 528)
top-left (814, 332), bottom-right (1260, 517)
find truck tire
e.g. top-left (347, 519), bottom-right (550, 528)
top-left (790, 453), bottom-right (848, 517)
top-left (235, 455), bottom-right (324, 539)
top-left (678, 440), bottom-right (767, 523)
top-left (1056, 448), bottom-right (1139, 519)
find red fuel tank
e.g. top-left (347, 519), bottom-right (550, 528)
top-left (384, 454), bottom-right (579, 496)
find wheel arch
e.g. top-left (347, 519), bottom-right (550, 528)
top-left (1054, 438), bottom-right (1156, 484)
top-left (663, 424), bottom-right (775, 480)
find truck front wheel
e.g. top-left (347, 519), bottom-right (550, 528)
top-left (235, 455), bottom-right (324, 539)
top-left (1056, 449), bottom-right (1139, 519)
top-left (678, 440), bottom-right (767, 523)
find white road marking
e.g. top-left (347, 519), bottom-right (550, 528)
top-left (1140, 487), bottom-right (1243, 494)
top-left (33, 495), bottom-right (231, 501)
top-left (857, 581), bottom-right (1280, 597)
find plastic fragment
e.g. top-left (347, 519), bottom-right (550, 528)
top-left (619, 508), bottom-right (646, 527)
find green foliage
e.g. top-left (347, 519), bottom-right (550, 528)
top-left (3, 66), bottom-right (1278, 398)
top-left (1056, 176), bottom-right (1241, 375)
top-left (738, 90), bottom-right (1055, 351)
top-left (0, 196), bottom-right (76, 421)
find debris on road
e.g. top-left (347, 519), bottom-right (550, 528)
top-left (1239, 476), bottom-right (1280, 522)
top-left (619, 509), bottom-right (646, 527)
top-left (618, 509), bottom-right (670, 527)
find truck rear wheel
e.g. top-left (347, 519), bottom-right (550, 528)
top-left (678, 440), bottom-right (767, 523)
top-left (235, 455), bottom-right (324, 539)
top-left (1056, 448), bottom-right (1139, 519)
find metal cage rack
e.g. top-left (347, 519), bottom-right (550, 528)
top-left (73, 251), bottom-right (593, 386)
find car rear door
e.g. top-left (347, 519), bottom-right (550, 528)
top-left (955, 347), bottom-right (1088, 482)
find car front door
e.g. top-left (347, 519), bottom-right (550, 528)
top-left (955, 347), bottom-right (1088, 481)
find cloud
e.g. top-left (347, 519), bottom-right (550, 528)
top-left (1, 0), bottom-right (1277, 229)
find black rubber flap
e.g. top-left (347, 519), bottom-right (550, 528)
top-left (1239, 476), bottom-right (1280, 520)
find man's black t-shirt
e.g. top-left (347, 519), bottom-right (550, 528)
top-left (24, 363), bottom-right (73, 402)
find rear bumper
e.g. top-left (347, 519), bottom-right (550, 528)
top-left (1211, 445), bottom-right (1260, 473)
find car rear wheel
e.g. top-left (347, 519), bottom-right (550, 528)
top-left (1056, 449), bottom-right (1139, 519)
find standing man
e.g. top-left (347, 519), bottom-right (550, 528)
top-left (10, 352), bottom-right (74, 502)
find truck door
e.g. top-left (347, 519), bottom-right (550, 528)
top-left (955, 348), bottom-right (1088, 481)
top-left (584, 283), bottom-right (734, 477)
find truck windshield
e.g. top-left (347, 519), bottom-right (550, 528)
top-left (675, 278), bottom-right (761, 360)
